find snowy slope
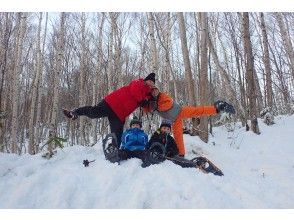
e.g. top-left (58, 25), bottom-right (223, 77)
top-left (1, 115), bottom-right (294, 208)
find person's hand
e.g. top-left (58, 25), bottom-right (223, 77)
top-left (63, 108), bottom-right (78, 120)
top-left (139, 99), bottom-right (149, 107)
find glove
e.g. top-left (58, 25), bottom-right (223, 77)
top-left (63, 108), bottom-right (78, 120)
top-left (214, 101), bottom-right (236, 114)
top-left (139, 99), bottom-right (149, 107)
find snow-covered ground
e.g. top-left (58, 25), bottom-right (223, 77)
top-left (1, 115), bottom-right (294, 208)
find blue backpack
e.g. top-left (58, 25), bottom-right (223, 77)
top-left (121, 128), bottom-right (148, 151)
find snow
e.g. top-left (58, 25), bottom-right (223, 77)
top-left (1, 115), bottom-right (294, 208)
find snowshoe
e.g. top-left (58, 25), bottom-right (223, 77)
top-left (144, 142), bottom-right (166, 165)
top-left (102, 133), bottom-right (120, 163)
top-left (191, 156), bottom-right (224, 176)
top-left (165, 155), bottom-right (224, 176)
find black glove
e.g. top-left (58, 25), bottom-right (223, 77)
top-left (63, 108), bottom-right (78, 120)
top-left (214, 101), bottom-right (236, 114)
top-left (139, 99), bottom-right (149, 108)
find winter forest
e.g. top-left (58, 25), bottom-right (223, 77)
top-left (1, 12), bottom-right (293, 155)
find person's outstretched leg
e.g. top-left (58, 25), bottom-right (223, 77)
top-left (172, 106), bottom-right (217, 156)
top-left (72, 99), bottom-right (110, 119)
top-left (179, 106), bottom-right (217, 119)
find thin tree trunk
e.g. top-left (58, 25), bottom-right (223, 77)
top-left (242, 12), bottom-right (260, 134)
top-left (92, 13), bottom-right (105, 144)
top-left (48, 12), bottom-right (66, 154)
top-left (177, 12), bottom-right (198, 135)
top-left (28, 13), bottom-right (43, 154)
top-left (260, 12), bottom-right (274, 108)
top-left (0, 13), bottom-right (12, 152)
top-left (275, 13), bottom-right (294, 83)
top-left (148, 12), bottom-right (159, 74)
top-left (78, 13), bottom-right (87, 146)
top-left (198, 12), bottom-right (209, 143)
top-left (10, 13), bottom-right (27, 154)
top-left (35, 12), bottom-right (48, 151)
top-left (178, 12), bottom-right (196, 105)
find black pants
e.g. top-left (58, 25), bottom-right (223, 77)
top-left (73, 99), bottom-right (124, 146)
top-left (119, 149), bottom-right (146, 161)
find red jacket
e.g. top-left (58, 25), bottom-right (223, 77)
top-left (104, 79), bottom-right (152, 122)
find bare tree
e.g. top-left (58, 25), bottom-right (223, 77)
top-left (48, 12), bottom-right (66, 154)
top-left (198, 12), bottom-right (210, 142)
top-left (28, 13), bottom-right (43, 154)
top-left (177, 12), bottom-right (200, 135)
top-left (148, 12), bottom-right (159, 74)
top-left (10, 13), bottom-right (27, 154)
top-left (275, 13), bottom-right (294, 83)
top-left (242, 12), bottom-right (260, 134)
top-left (259, 13), bottom-right (274, 109)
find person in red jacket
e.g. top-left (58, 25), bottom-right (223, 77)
top-left (63, 73), bottom-right (156, 148)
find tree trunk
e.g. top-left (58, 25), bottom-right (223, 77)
top-left (260, 12), bottom-right (273, 109)
top-left (198, 12), bottom-right (209, 143)
top-left (242, 12), bottom-right (260, 134)
top-left (78, 13), bottom-right (87, 146)
top-left (28, 12), bottom-right (43, 154)
top-left (35, 12), bottom-right (48, 150)
top-left (148, 12), bottom-right (159, 74)
top-left (275, 13), bottom-right (294, 83)
top-left (48, 12), bottom-right (66, 153)
top-left (92, 13), bottom-right (105, 145)
top-left (177, 12), bottom-right (199, 135)
top-left (0, 13), bottom-right (13, 152)
top-left (10, 13), bottom-right (27, 154)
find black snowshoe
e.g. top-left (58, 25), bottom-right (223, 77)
top-left (102, 133), bottom-right (120, 163)
top-left (166, 155), bottom-right (224, 176)
top-left (144, 142), bottom-right (224, 176)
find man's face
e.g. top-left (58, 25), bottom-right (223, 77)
top-left (145, 80), bottom-right (155, 88)
top-left (160, 126), bottom-right (171, 134)
top-left (131, 124), bottom-right (141, 129)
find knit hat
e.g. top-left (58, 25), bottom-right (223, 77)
top-left (160, 119), bottom-right (172, 129)
top-left (144, 72), bottom-right (156, 83)
top-left (130, 116), bottom-right (142, 128)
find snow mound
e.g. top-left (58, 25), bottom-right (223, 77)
top-left (1, 115), bottom-right (294, 208)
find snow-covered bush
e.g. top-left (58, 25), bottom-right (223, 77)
top-left (260, 107), bottom-right (275, 125)
top-left (41, 136), bottom-right (67, 159)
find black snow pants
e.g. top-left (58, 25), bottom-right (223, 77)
top-left (73, 99), bottom-right (124, 146)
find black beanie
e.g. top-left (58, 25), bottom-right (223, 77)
top-left (130, 116), bottom-right (142, 128)
top-left (160, 119), bottom-right (172, 129)
top-left (144, 72), bottom-right (156, 83)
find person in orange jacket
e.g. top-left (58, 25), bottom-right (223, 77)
top-left (143, 87), bottom-right (235, 156)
